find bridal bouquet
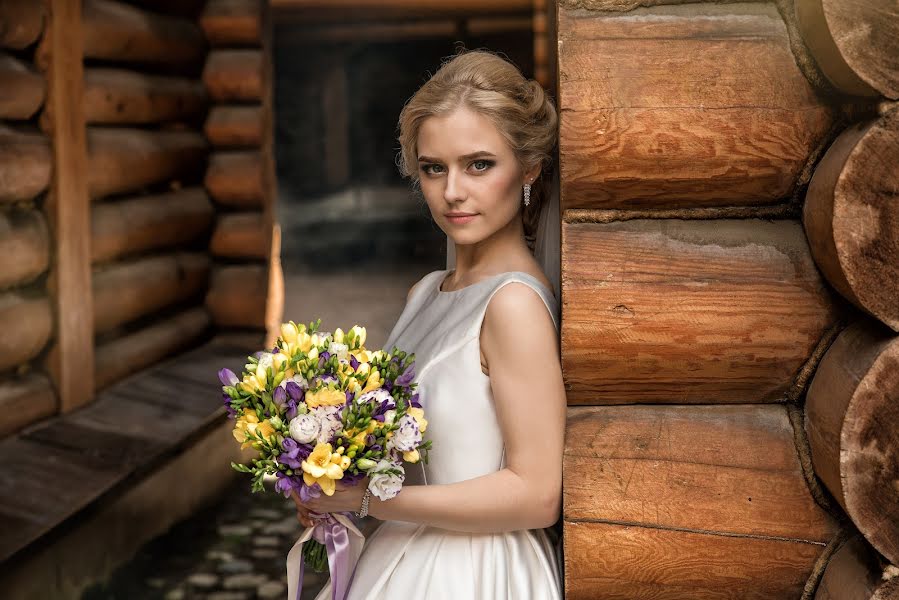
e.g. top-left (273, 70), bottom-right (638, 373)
top-left (218, 319), bottom-right (430, 598)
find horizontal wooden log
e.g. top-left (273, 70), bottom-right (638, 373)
top-left (119, 0), bottom-right (208, 17)
top-left (204, 105), bottom-right (262, 148)
top-left (561, 219), bottom-right (842, 404)
top-left (805, 319), bottom-right (899, 564)
top-left (80, 68), bottom-right (208, 125)
top-left (0, 0), bottom-right (45, 50)
top-left (95, 306), bottom-right (210, 390)
top-left (80, 0), bottom-right (206, 67)
top-left (199, 0), bottom-right (262, 47)
top-left (271, 0), bottom-right (531, 21)
top-left (202, 50), bottom-right (262, 102)
top-left (564, 404), bottom-right (835, 599)
top-left (87, 128), bottom-right (208, 199)
top-left (93, 253), bottom-right (210, 334)
top-left (803, 110), bottom-right (899, 331)
top-left (0, 53), bottom-right (45, 120)
top-left (0, 207), bottom-right (49, 289)
top-left (816, 535), bottom-right (898, 600)
top-left (558, 3), bottom-right (835, 209)
top-left (0, 127), bottom-right (51, 203)
top-left (0, 374), bottom-right (56, 438)
top-left (205, 264), bottom-right (267, 328)
top-left (210, 212), bottom-right (267, 259)
top-left (91, 187), bottom-right (214, 263)
top-left (204, 151), bottom-right (263, 207)
top-left (0, 293), bottom-right (52, 373)
top-left (796, 0), bottom-right (899, 99)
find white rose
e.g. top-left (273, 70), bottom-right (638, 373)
top-left (368, 459), bottom-right (405, 501)
top-left (389, 415), bottom-right (421, 452)
top-left (313, 406), bottom-right (343, 444)
top-left (288, 414), bottom-right (320, 444)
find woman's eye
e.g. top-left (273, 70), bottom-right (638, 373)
top-left (471, 160), bottom-right (493, 172)
top-left (423, 164), bottom-right (444, 175)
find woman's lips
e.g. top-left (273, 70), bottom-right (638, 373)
top-left (445, 214), bottom-right (477, 224)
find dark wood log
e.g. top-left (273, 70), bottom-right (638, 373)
top-left (80, 68), bottom-right (208, 125)
top-left (92, 253), bottom-right (210, 334)
top-left (202, 49), bottom-right (262, 102)
top-left (0, 207), bottom-right (50, 289)
top-left (564, 404), bottom-right (836, 599)
top-left (0, 374), bottom-right (56, 438)
top-left (270, 0), bottom-right (531, 21)
top-left (94, 306), bottom-right (210, 390)
top-left (803, 110), bottom-right (899, 331)
top-left (561, 219), bottom-right (843, 404)
top-left (205, 264), bottom-right (267, 328)
top-left (557, 3), bottom-right (835, 209)
top-left (0, 293), bottom-right (52, 373)
top-left (816, 535), bottom-right (897, 600)
top-left (259, 0), bottom-right (279, 345)
top-left (91, 187), bottom-right (213, 263)
top-left (0, 53), bottom-right (45, 120)
top-left (796, 0), bottom-right (899, 99)
top-left (119, 0), bottom-right (208, 18)
top-left (204, 151), bottom-right (263, 207)
top-left (0, 127), bottom-right (51, 203)
top-left (203, 105), bottom-right (262, 148)
top-left (87, 128), bottom-right (208, 199)
top-left (0, 0), bottom-right (45, 50)
top-left (199, 0), bottom-right (262, 47)
top-left (210, 212), bottom-right (267, 259)
top-left (805, 318), bottom-right (899, 564)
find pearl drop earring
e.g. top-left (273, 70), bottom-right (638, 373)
top-left (523, 183), bottom-right (531, 207)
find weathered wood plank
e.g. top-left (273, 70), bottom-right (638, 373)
top-left (200, 0), bottom-right (262, 47)
top-left (205, 264), bottom-right (267, 328)
top-left (202, 49), bottom-right (262, 102)
top-left (79, 68), bottom-right (208, 125)
top-left (210, 211), bottom-right (267, 259)
top-left (0, 126), bottom-right (51, 204)
top-left (816, 535), bottom-right (897, 600)
top-left (0, 293), bottom-right (52, 373)
top-left (0, 373), bottom-right (56, 438)
top-left (204, 105), bottom-right (262, 148)
top-left (0, 207), bottom-right (50, 289)
top-left (0, 52), bottom-right (45, 120)
top-left (204, 150), bottom-right (263, 207)
top-left (0, 0), bottom-right (45, 50)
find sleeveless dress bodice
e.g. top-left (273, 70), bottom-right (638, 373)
top-left (315, 269), bottom-right (563, 600)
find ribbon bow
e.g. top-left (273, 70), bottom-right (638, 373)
top-left (287, 512), bottom-right (366, 600)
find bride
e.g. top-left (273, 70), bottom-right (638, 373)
top-left (293, 48), bottom-right (565, 599)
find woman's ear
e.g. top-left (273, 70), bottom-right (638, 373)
top-left (525, 164), bottom-right (541, 184)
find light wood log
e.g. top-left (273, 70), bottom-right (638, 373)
top-left (204, 105), bottom-right (262, 147)
top-left (564, 404), bottom-right (836, 599)
top-left (92, 253), bottom-right (210, 334)
top-left (803, 110), bottom-right (899, 331)
top-left (199, 0), bottom-right (262, 47)
top-left (0, 0), bottom-right (45, 50)
top-left (80, 68), bottom-right (208, 125)
top-left (0, 373), bottom-right (56, 438)
top-left (206, 264), bottom-right (267, 328)
top-left (796, 0), bottom-right (899, 99)
top-left (0, 293), bottom-right (52, 373)
top-left (94, 306), bottom-right (210, 390)
top-left (558, 3), bottom-right (835, 209)
top-left (0, 53), bottom-right (45, 120)
top-left (87, 128), bottom-right (208, 199)
top-left (561, 219), bottom-right (842, 404)
top-left (805, 318), bottom-right (899, 564)
top-left (0, 127), bottom-right (51, 203)
top-left (210, 212), bottom-right (267, 259)
top-left (816, 535), bottom-right (898, 600)
top-left (0, 207), bottom-right (50, 288)
top-left (204, 151), bottom-right (263, 207)
top-left (91, 187), bottom-right (214, 263)
top-left (202, 50), bottom-right (262, 102)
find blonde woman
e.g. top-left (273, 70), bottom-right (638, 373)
top-left (294, 48), bottom-right (565, 599)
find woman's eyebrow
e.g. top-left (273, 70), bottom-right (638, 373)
top-left (417, 151), bottom-right (496, 162)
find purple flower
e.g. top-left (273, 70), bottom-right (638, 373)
top-left (285, 381), bottom-right (305, 401)
top-left (273, 385), bottom-right (287, 406)
top-left (410, 393), bottom-right (422, 408)
top-left (345, 390), bottom-right (354, 404)
top-left (285, 400), bottom-right (298, 421)
top-left (396, 364), bottom-right (415, 387)
top-left (274, 472), bottom-right (305, 498)
top-left (298, 482), bottom-right (322, 503)
top-left (279, 437), bottom-right (313, 469)
top-left (218, 368), bottom-right (239, 386)
top-left (342, 471), bottom-right (365, 487)
top-left (349, 355), bottom-right (360, 370)
top-left (222, 393), bottom-right (237, 418)
top-left (365, 434), bottom-right (376, 446)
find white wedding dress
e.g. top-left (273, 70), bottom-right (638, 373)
top-left (313, 268), bottom-right (563, 600)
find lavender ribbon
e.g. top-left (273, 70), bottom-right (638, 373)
top-left (287, 512), bottom-right (366, 600)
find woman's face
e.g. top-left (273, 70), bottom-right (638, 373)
top-left (415, 106), bottom-right (534, 247)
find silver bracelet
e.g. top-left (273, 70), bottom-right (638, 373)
top-left (355, 488), bottom-right (372, 518)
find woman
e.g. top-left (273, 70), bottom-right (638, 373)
top-left (294, 48), bottom-right (565, 599)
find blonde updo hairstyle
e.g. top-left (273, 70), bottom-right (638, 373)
top-left (396, 49), bottom-right (558, 250)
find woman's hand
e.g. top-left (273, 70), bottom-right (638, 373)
top-left (291, 478), bottom-right (371, 527)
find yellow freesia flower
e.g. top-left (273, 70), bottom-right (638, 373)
top-left (334, 328), bottom-right (345, 343)
top-left (305, 387), bottom-right (347, 408)
top-left (403, 449), bottom-right (420, 463)
top-left (361, 369), bottom-right (382, 394)
top-left (233, 410), bottom-right (277, 450)
top-left (302, 442), bottom-right (345, 496)
top-left (349, 325), bottom-right (366, 347)
top-left (408, 407), bottom-right (428, 433)
top-left (239, 371), bottom-right (266, 393)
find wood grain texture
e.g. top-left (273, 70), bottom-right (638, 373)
top-left (204, 150), bottom-right (263, 207)
top-left (199, 0), bottom-right (262, 47)
top-left (204, 105), bottom-right (262, 148)
top-left (202, 49), bottom-right (262, 102)
top-left (0, 52), bottom-right (45, 120)
top-left (205, 264), bottom-right (267, 328)
top-left (0, 0), bottom-right (45, 50)
top-left (92, 253), bottom-right (210, 334)
top-left (0, 373), bottom-right (56, 438)
top-left (558, 3), bottom-right (835, 209)
top-left (79, 68), bottom-right (208, 125)
top-left (561, 219), bottom-right (843, 404)
top-left (210, 211), bottom-right (267, 259)
top-left (0, 127), bottom-right (51, 203)
top-left (91, 187), bottom-right (214, 263)
top-left (815, 535), bottom-right (895, 600)
top-left (87, 128), bottom-right (208, 199)
top-left (805, 318), bottom-right (899, 564)
top-left (0, 293), bottom-right (52, 373)
top-left (0, 207), bottom-right (50, 289)
top-left (802, 110), bottom-right (899, 331)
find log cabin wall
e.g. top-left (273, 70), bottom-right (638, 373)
top-left (556, 1), bottom-right (898, 598)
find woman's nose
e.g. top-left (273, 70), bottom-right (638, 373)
top-left (443, 169), bottom-right (466, 202)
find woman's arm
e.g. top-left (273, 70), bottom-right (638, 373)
top-left (297, 283), bottom-right (566, 533)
